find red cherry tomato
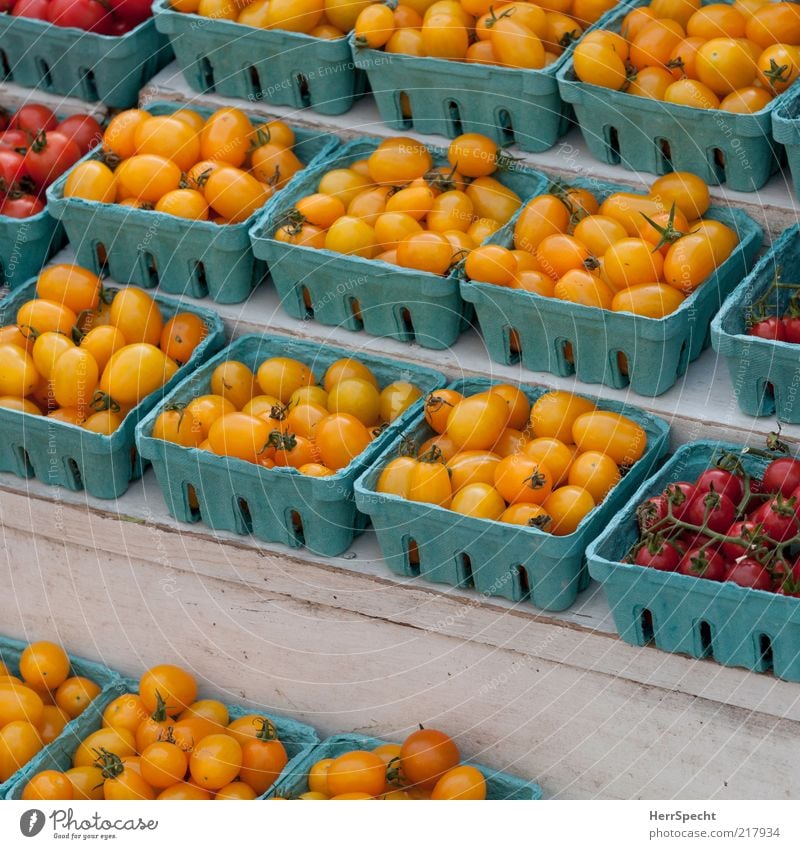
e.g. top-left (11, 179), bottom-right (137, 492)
top-left (762, 457), bottom-right (800, 497)
top-left (663, 481), bottom-right (696, 520)
top-left (721, 520), bottom-right (767, 561)
top-left (11, 0), bottom-right (50, 18)
top-left (636, 495), bottom-right (668, 532)
top-left (725, 558), bottom-right (773, 590)
top-left (782, 315), bottom-right (800, 344)
top-left (748, 317), bottom-right (787, 341)
top-left (0, 149), bottom-right (29, 190)
top-left (9, 104), bottom-right (58, 135)
top-left (634, 539), bottom-right (680, 571)
top-left (678, 547), bottom-right (727, 581)
top-left (56, 115), bottom-right (103, 155)
top-left (694, 468), bottom-right (744, 504)
top-left (759, 496), bottom-right (800, 542)
top-left (685, 490), bottom-right (737, 533)
top-left (23, 131), bottom-right (81, 190)
top-left (47, 0), bottom-right (112, 32)
top-left (0, 130), bottom-right (31, 149)
top-left (0, 194), bottom-right (45, 218)
top-left (106, 0), bottom-right (152, 25)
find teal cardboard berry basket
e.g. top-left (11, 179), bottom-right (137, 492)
top-left (0, 278), bottom-right (225, 499)
top-left (136, 333), bottom-right (445, 557)
top-left (350, 35), bottom-right (571, 153)
top-left (266, 732), bottom-right (543, 799)
top-left (460, 175), bottom-right (762, 396)
top-left (0, 635), bottom-right (122, 798)
top-left (46, 102), bottom-right (339, 305)
top-left (586, 440), bottom-right (800, 681)
top-left (5, 676), bottom-right (320, 799)
top-left (0, 210), bottom-right (63, 291)
top-left (153, 0), bottom-right (365, 115)
top-left (354, 378), bottom-right (670, 612)
top-left (0, 16), bottom-right (171, 108)
top-left (249, 136), bottom-right (549, 350)
top-left (711, 224), bottom-right (800, 423)
top-left (557, 0), bottom-right (787, 191)
top-left (772, 86), bottom-right (800, 198)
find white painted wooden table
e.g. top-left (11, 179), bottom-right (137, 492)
top-left (2, 67), bottom-right (800, 799)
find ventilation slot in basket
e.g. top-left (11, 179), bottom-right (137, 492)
top-left (36, 58), bottom-right (54, 90)
top-left (445, 101), bottom-right (463, 136)
top-left (397, 92), bottom-right (413, 129)
top-left (349, 298), bottom-right (364, 330)
top-left (639, 608), bottom-right (655, 645)
top-left (404, 537), bottom-right (421, 576)
top-left (0, 50), bottom-right (11, 80)
top-left (236, 497), bottom-right (253, 534)
top-left (457, 553), bottom-right (474, 589)
top-left (301, 285), bottom-right (314, 319)
top-left (605, 126), bottom-right (621, 164)
top-left (758, 633), bottom-right (774, 672)
top-left (199, 57), bottom-right (216, 91)
top-left (247, 66), bottom-right (262, 98)
top-left (697, 620), bottom-right (713, 658)
top-left (295, 74), bottom-right (312, 108)
top-left (95, 241), bottom-right (108, 274)
top-left (712, 148), bottom-right (726, 181)
top-left (14, 445), bottom-right (33, 477)
top-left (497, 109), bottom-right (515, 146)
top-left (193, 261), bottom-right (209, 298)
top-left (557, 339), bottom-right (575, 375)
top-left (80, 68), bottom-right (99, 102)
top-left (185, 483), bottom-right (201, 520)
top-left (399, 307), bottom-right (414, 341)
top-left (516, 565), bottom-right (530, 601)
top-left (143, 252), bottom-right (159, 287)
top-left (613, 350), bottom-right (629, 383)
top-left (508, 328), bottom-right (521, 363)
top-left (656, 138), bottom-right (672, 172)
top-left (289, 510), bottom-right (305, 547)
top-left (64, 458), bottom-right (82, 489)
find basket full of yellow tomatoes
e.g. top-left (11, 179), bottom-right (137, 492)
top-left (349, 0), bottom-right (620, 152)
top-left (152, 0), bottom-right (367, 115)
top-left (459, 172), bottom-right (762, 395)
top-left (0, 637), bottom-right (120, 796)
top-left (0, 265), bottom-right (225, 499)
top-left (46, 103), bottom-right (339, 304)
top-left (9, 663), bottom-right (320, 801)
top-left (136, 334), bottom-right (445, 556)
top-left (558, 0), bottom-right (800, 191)
top-left (249, 133), bottom-right (548, 349)
top-left (354, 380), bottom-right (670, 611)
top-left (265, 730), bottom-right (543, 799)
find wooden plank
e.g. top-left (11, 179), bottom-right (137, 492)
top-left (0, 81), bottom-right (108, 120)
top-left (2, 473), bottom-right (800, 727)
top-left (1, 511), bottom-right (799, 799)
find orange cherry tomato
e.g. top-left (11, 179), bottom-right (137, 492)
top-left (542, 485), bottom-right (596, 535)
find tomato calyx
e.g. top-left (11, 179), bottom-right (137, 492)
top-left (639, 203), bottom-right (688, 253)
top-left (483, 5), bottom-right (515, 29)
top-left (385, 755), bottom-right (404, 787)
top-left (527, 512), bottom-right (552, 530)
top-left (558, 29), bottom-right (581, 49)
top-left (762, 57), bottom-right (792, 91)
top-left (766, 428), bottom-right (790, 455)
top-left (370, 422), bottom-right (389, 439)
top-left (418, 445), bottom-right (446, 465)
top-left (269, 402), bottom-right (290, 422)
top-left (94, 748), bottom-right (125, 780)
top-left (90, 390), bottom-right (121, 414)
top-left (424, 163), bottom-right (462, 194)
top-left (253, 717), bottom-right (279, 742)
top-left (266, 429), bottom-right (297, 453)
top-left (277, 208), bottom-right (307, 235)
top-left (522, 468), bottom-right (548, 491)
top-left (396, 435), bottom-right (418, 457)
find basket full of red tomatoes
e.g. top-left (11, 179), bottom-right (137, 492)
top-left (587, 437), bottom-right (800, 681)
top-left (46, 103), bottom-right (338, 304)
top-left (0, 0), bottom-right (172, 107)
top-left (712, 224), bottom-right (800, 424)
top-left (0, 103), bottom-right (102, 288)
top-left (355, 379), bottom-right (670, 611)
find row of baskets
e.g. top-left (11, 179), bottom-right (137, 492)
top-left (3, 104), bottom-right (786, 409)
top-left (0, 635), bottom-right (543, 799)
top-left (1, 270), bottom-right (799, 683)
top-left (9, 0), bottom-right (800, 193)
top-left (7, 0), bottom-right (800, 193)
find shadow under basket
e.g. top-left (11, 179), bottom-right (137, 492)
top-left (586, 440), bottom-right (800, 682)
top-left (354, 378), bottom-right (670, 612)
